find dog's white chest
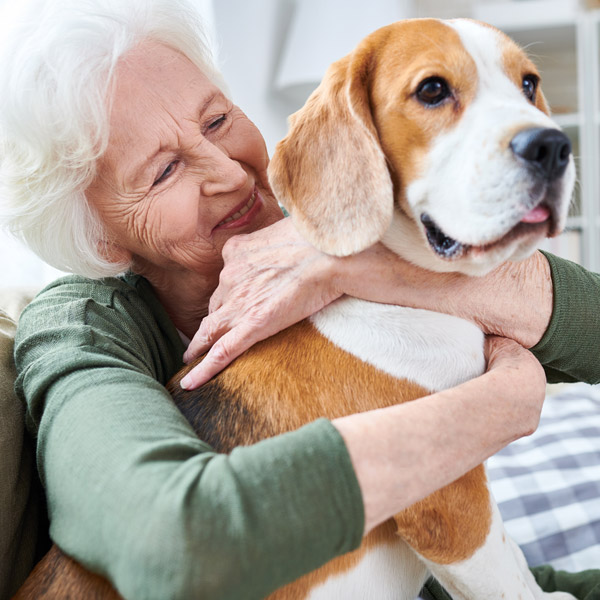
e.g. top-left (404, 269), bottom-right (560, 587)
top-left (306, 539), bottom-right (427, 600)
top-left (310, 297), bottom-right (485, 392)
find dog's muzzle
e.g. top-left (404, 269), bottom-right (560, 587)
top-left (421, 126), bottom-right (572, 260)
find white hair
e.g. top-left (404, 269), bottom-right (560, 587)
top-left (0, 0), bottom-right (226, 278)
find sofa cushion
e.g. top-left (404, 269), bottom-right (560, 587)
top-left (0, 304), bottom-right (46, 597)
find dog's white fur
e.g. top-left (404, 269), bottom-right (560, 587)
top-left (312, 298), bottom-right (485, 393)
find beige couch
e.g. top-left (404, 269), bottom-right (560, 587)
top-left (0, 290), bottom-right (47, 599)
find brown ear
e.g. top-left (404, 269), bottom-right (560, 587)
top-left (268, 44), bottom-right (393, 256)
top-left (537, 88), bottom-right (551, 116)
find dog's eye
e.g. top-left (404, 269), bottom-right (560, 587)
top-left (522, 74), bottom-right (539, 103)
top-left (416, 77), bottom-right (451, 107)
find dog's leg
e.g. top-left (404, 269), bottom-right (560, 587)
top-left (394, 472), bottom-right (576, 600)
top-left (421, 501), bottom-right (576, 600)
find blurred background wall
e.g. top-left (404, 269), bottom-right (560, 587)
top-left (1, 0), bottom-right (598, 288)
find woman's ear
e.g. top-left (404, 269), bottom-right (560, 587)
top-left (268, 44), bottom-right (393, 256)
top-left (96, 238), bottom-right (132, 268)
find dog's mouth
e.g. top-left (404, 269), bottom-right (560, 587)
top-left (420, 213), bottom-right (467, 259)
top-left (420, 203), bottom-right (556, 260)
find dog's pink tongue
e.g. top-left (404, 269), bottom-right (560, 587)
top-left (521, 205), bottom-right (550, 223)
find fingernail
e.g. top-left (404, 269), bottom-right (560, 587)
top-left (182, 351), bottom-right (189, 363)
top-left (180, 375), bottom-right (192, 390)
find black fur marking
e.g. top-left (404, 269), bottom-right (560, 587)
top-left (169, 379), bottom-right (275, 454)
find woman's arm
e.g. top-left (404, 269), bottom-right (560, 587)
top-left (18, 275), bottom-right (548, 598)
top-left (335, 336), bottom-right (546, 534)
top-left (16, 276), bottom-right (364, 600)
top-left (182, 218), bottom-right (557, 388)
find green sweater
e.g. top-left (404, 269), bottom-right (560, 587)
top-left (532, 252), bottom-right (600, 383)
top-left (14, 252), bottom-right (600, 600)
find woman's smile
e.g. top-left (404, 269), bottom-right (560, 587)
top-left (213, 187), bottom-right (262, 232)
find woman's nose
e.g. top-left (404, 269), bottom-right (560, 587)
top-left (200, 144), bottom-right (248, 197)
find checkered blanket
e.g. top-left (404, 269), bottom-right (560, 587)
top-left (487, 383), bottom-right (600, 571)
top-left (417, 384), bottom-right (600, 598)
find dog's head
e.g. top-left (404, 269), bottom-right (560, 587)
top-left (268, 18), bottom-right (575, 275)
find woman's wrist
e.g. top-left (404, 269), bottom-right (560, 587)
top-left (457, 251), bottom-right (553, 348)
top-left (332, 243), bottom-right (444, 306)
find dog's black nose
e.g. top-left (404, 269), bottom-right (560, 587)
top-left (510, 127), bottom-right (571, 181)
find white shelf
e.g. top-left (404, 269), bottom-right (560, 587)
top-left (472, 0), bottom-right (579, 31)
top-left (553, 113), bottom-right (581, 129)
top-left (567, 216), bottom-right (584, 229)
top-left (539, 228), bottom-right (582, 264)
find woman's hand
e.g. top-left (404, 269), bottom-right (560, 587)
top-left (482, 335), bottom-right (547, 438)
top-left (180, 218), bottom-right (343, 389)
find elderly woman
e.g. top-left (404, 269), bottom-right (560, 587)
top-left (1, 0), bottom-right (600, 599)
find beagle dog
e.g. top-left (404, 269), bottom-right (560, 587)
top-left (16, 18), bottom-right (576, 600)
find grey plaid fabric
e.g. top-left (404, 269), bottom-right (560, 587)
top-left (487, 383), bottom-right (600, 571)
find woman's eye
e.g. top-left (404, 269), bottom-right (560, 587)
top-left (522, 74), bottom-right (539, 103)
top-left (207, 115), bottom-right (227, 131)
top-left (416, 77), bottom-right (452, 107)
top-left (153, 160), bottom-right (178, 187)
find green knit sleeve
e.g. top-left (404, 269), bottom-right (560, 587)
top-left (15, 275), bottom-right (364, 600)
top-left (531, 252), bottom-right (600, 384)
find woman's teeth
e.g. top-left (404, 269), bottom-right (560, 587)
top-left (218, 192), bottom-right (256, 226)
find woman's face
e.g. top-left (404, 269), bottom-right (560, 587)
top-left (87, 41), bottom-right (282, 284)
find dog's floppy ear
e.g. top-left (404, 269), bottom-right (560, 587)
top-left (268, 43), bottom-right (393, 256)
